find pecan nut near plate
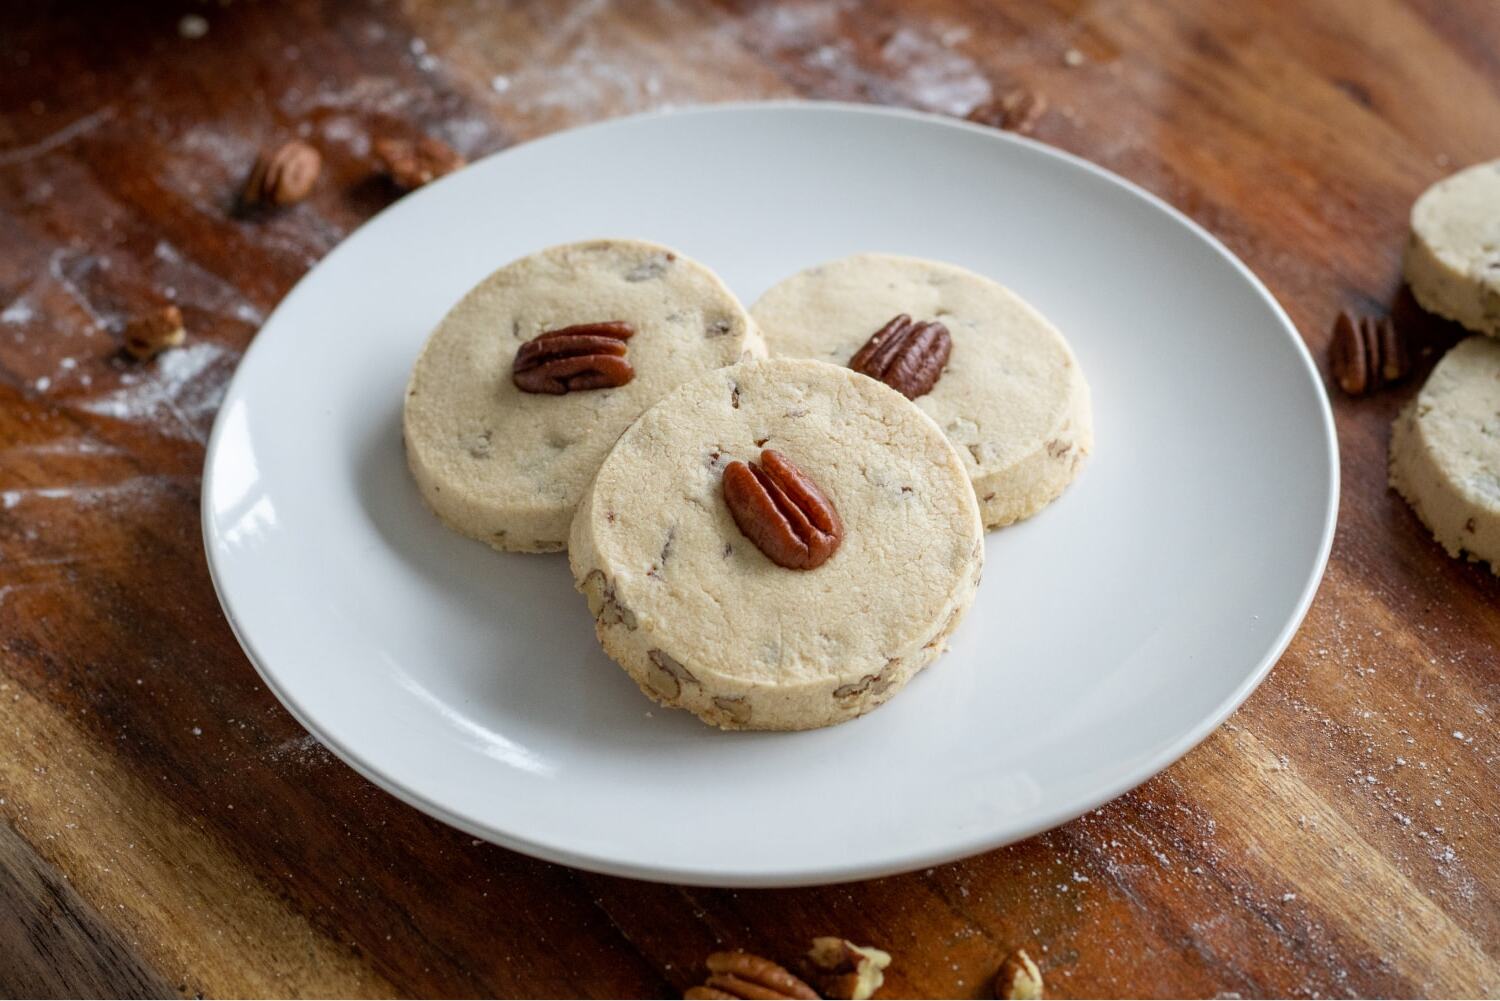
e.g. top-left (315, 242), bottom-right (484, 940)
top-left (1329, 309), bottom-right (1409, 396)
top-left (242, 140), bottom-right (321, 207)
top-left (374, 134), bottom-right (465, 191)
top-left (807, 937), bottom-right (892, 1000)
top-left (685, 951), bottom-right (820, 1000)
top-left (122, 304), bottom-right (186, 361)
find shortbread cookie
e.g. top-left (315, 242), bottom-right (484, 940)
top-left (750, 253), bottom-right (1092, 529)
top-left (569, 358), bottom-right (984, 731)
top-left (1389, 336), bottom-right (1500, 574)
top-left (404, 240), bottom-right (762, 552)
top-left (1404, 159), bottom-right (1500, 337)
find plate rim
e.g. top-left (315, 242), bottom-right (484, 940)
top-left (201, 100), bottom-right (1340, 886)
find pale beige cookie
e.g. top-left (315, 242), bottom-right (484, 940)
top-left (569, 358), bottom-right (984, 731)
top-left (750, 253), bottom-right (1092, 529)
top-left (1389, 336), bottom-right (1500, 574)
top-left (403, 240), bottom-right (762, 552)
top-left (1404, 159), bottom-right (1500, 337)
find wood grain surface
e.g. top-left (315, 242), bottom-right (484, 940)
top-left (2, 1), bottom-right (1497, 997)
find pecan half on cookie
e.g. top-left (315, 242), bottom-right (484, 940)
top-left (512, 321), bottom-right (635, 394)
top-left (722, 449), bottom-right (843, 570)
top-left (849, 313), bottom-right (952, 399)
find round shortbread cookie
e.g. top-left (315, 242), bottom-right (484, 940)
top-left (1389, 336), bottom-right (1500, 575)
top-left (750, 253), bottom-right (1092, 529)
top-left (1404, 159), bottom-right (1500, 337)
top-left (404, 240), bottom-right (762, 552)
top-left (569, 357), bottom-right (984, 731)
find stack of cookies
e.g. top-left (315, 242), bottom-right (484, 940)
top-left (404, 239), bottom-right (1092, 730)
top-left (1390, 160), bottom-right (1500, 575)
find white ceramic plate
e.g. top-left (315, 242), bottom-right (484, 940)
top-left (203, 103), bottom-right (1337, 886)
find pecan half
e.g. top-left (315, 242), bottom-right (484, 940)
top-left (1330, 309), bottom-right (1409, 396)
top-left (689, 952), bottom-right (819, 1000)
top-left (242, 139), bottom-right (322, 208)
top-left (512, 321), bottom-right (635, 394)
top-left (849, 314), bottom-right (952, 399)
top-left (722, 449), bottom-right (842, 570)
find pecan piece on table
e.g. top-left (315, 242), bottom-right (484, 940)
top-left (123, 304), bottom-right (186, 361)
top-left (994, 949), bottom-right (1043, 1000)
top-left (512, 321), bottom-right (635, 394)
top-left (1329, 308), bottom-right (1410, 396)
top-left (849, 314), bottom-right (952, 399)
top-left (374, 134), bottom-right (465, 191)
top-left (242, 140), bottom-right (322, 208)
top-left (722, 449), bottom-right (843, 571)
top-left (685, 951), bottom-right (820, 1000)
top-left (967, 86), bottom-right (1048, 133)
top-left (807, 937), bottom-right (892, 1000)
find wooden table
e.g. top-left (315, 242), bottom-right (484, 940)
top-left (2, 1), bottom-right (1497, 996)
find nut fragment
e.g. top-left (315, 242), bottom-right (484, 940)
top-left (647, 649), bottom-right (697, 700)
top-left (1330, 309), bottom-right (1410, 396)
top-left (242, 140), bottom-right (322, 207)
top-left (832, 674), bottom-right (889, 701)
top-left (849, 314), bottom-right (952, 400)
top-left (374, 134), bottom-right (465, 191)
top-left (512, 321), bottom-right (635, 394)
top-left (966, 87), bottom-right (1048, 133)
top-left (711, 695), bottom-right (751, 726)
top-left (123, 304), bottom-right (186, 361)
top-left (687, 952), bottom-right (819, 1000)
top-left (807, 937), bottom-right (891, 1000)
top-left (994, 949), bottom-right (1043, 1000)
top-left (722, 449), bottom-right (843, 570)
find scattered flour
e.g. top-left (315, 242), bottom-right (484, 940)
top-left (1, 299), bottom-right (34, 325)
top-left (266, 733), bottom-right (335, 767)
top-left (477, 0), bottom-right (992, 127)
top-left (0, 475), bottom-right (193, 512)
top-left (77, 341), bottom-right (236, 443)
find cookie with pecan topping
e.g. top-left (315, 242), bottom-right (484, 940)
top-left (404, 239), bottom-right (762, 552)
top-left (568, 358), bottom-right (982, 731)
top-left (752, 254), bottom-right (1092, 530)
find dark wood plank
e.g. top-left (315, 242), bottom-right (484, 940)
top-left (0, 821), bottom-right (174, 999)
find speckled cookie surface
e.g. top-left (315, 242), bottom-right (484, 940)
top-left (569, 357), bottom-right (984, 731)
top-left (404, 240), bottom-right (762, 552)
top-left (1389, 336), bottom-right (1500, 575)
top-left (1404, 159), bottom-right (1500, 337)
top-left (750, 253), bottom-right (1092, 529)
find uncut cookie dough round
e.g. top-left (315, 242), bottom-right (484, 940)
top-left (1389, 336), bottom-right (1500, 575)
top-left (569, 358), bottom-right (984, 731)
top-left (1404, 159), bottom-right (1500, 337)
top-left (751, 253), bottom-right (1092, 529)
top-left (404, 239), bottom-right (762, 552)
